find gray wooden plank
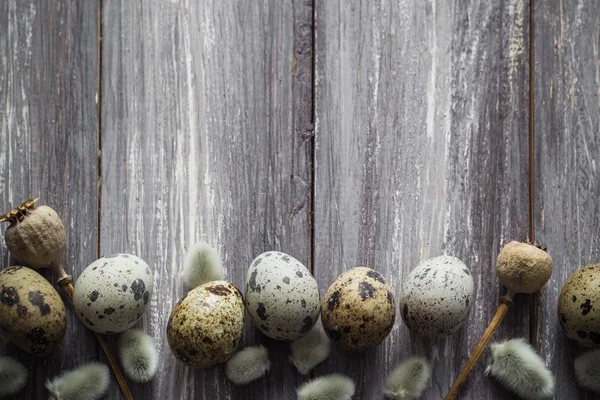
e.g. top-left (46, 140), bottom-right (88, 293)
top-left (533, 0), bottom-right (600, 398)
top-left (0, 0), bottom-right (99, 399)
top-left (314, 0), bottom-right (531, 398)
top-left (101, 0), bottom-right (313, 398)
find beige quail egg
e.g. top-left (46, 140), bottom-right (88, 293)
top-left (167, 280), bottom-right (245, 368)
top-left (0, 266), bottom-right (66, 355)
top-left (321, 267), bottom-right (396, 351)
top-left (558, 264), bottom-right (600, 347)
top-left (399, 255), bottom-right (474, 339)
top-left (73, 254), bottom-right (153, 334)
top-left (245, 251), bottom-right (320, 341)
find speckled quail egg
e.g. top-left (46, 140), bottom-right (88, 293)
top-left (0, 266), bottom-right (66, 355)
top-left (558, 264), bottom-right (600, 347)
top-left (321, 267), bottom-right (396, 351)
top-left (245, 251), bottom-right (320, 341)
top-left (167, 280), bottom-right (245, 368)
top-left (73, 254), bottom-right (153, 334)
top-left (399, 255), bottom-right (474, 339)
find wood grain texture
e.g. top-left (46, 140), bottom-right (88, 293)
top-left (314, 0), bottom-right (531, 398)
top-left (534, 0), bottom-right (600, 398)
top-left (100, 0), bottom-right (313, 398)
top-left (0, 0), bottom-right (99, 399)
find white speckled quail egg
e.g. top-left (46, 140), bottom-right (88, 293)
top-left (399, 255), bottom-right (474, 339)
top-left (558, 264), bottom-right (600, 347)
top-left (321, 267), bottom-right (396, 351)
top-left (73, 254), bottom-right (153, 334)
top-left (245, 251), bottom-right (320, 340)
top-left (167, 280), bottom-right (245, 368)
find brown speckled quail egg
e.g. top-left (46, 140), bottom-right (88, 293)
top-left (73, 254), bottom-right (153, 334)
top-left (245, 251), bottom-right (320, 341)
top-left (321, 267), bottom-right (396, 351)
top-left (558, 264), bottom-right (600, 347)
top-left (0, 266), bottom-right (66, 355)
top-left (399, 255), bottom-right (474, 339)
top-left (167, 280), bottom-right (245, 368)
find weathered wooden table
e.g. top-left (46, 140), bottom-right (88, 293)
top-left (0, 0), bottom-right (598, 399)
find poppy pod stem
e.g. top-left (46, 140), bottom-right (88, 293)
top-left (444, 294), bottom-right (514, 400)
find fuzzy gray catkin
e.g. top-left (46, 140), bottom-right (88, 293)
top-left (45, 363), bottom-right (110, 400)
top-left (225, 345), bottom-right (271, 385)
top-left (485, 338), bottom-right (554, 399)
top-left (119, 329), bottom-right (158, 382)
top-left (183, 242), bottom-right (224, 289)
top-left (384, 357), bottom-right (431, 400)
top-left (296, 374), bottom-right (355, 400)
top-left (290, 324), bottom-right (331, 374)
top-left (0, 356), bottom-right (28, 396)
top-left (574, 349), bottom-right (600, 394)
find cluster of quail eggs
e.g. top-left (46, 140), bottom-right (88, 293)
top-left (165, 242), bottom-right (480, 374)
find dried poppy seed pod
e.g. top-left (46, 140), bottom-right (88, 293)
top-left (496, 241), bottom-right (552, 296)
top-left (1, 199), bottom-right (66, 269)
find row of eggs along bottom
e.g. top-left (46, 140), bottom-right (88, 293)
top-left (0, 242), bottom-right (598, 370)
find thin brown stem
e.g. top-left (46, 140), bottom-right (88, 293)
top-left (54, 264), bottom-right (134, 400)
top-left (444, 296), bottom-right (514, 400)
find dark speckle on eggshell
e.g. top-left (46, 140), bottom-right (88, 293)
top-left (358, 282), bottom-right (376, 300)
top-left (130, 279), bottom-right (146, 301)
top-left (283, 276), bottom-right (291, 285)
top-left (581, 299), bottom-right (593, 316)
top-left (28, 291), bottom-right (51, 315)
top-left (366, 270), bottom-right (386, 284)
top-left (1, 286), bottom-right (19, 306)
top-left (88, 290), bottom-right (99, 302)
top-left (328, 290), bottom-right (341, 311)
top-left (256, 303), bottom-right (268, 320)
top-left (248, 270), bottom-right (258, 292)
top-left (206, 284), bottom-right (232, 296)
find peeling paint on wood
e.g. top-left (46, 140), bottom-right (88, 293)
top-left (0, 1), bottom-right (99, 399)
top-left (314, 1), bottom-right (530, 398)
top-left (101, 0), bottom-right (313, 398)
top-left (534, 0), bottom-right (600, 398)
